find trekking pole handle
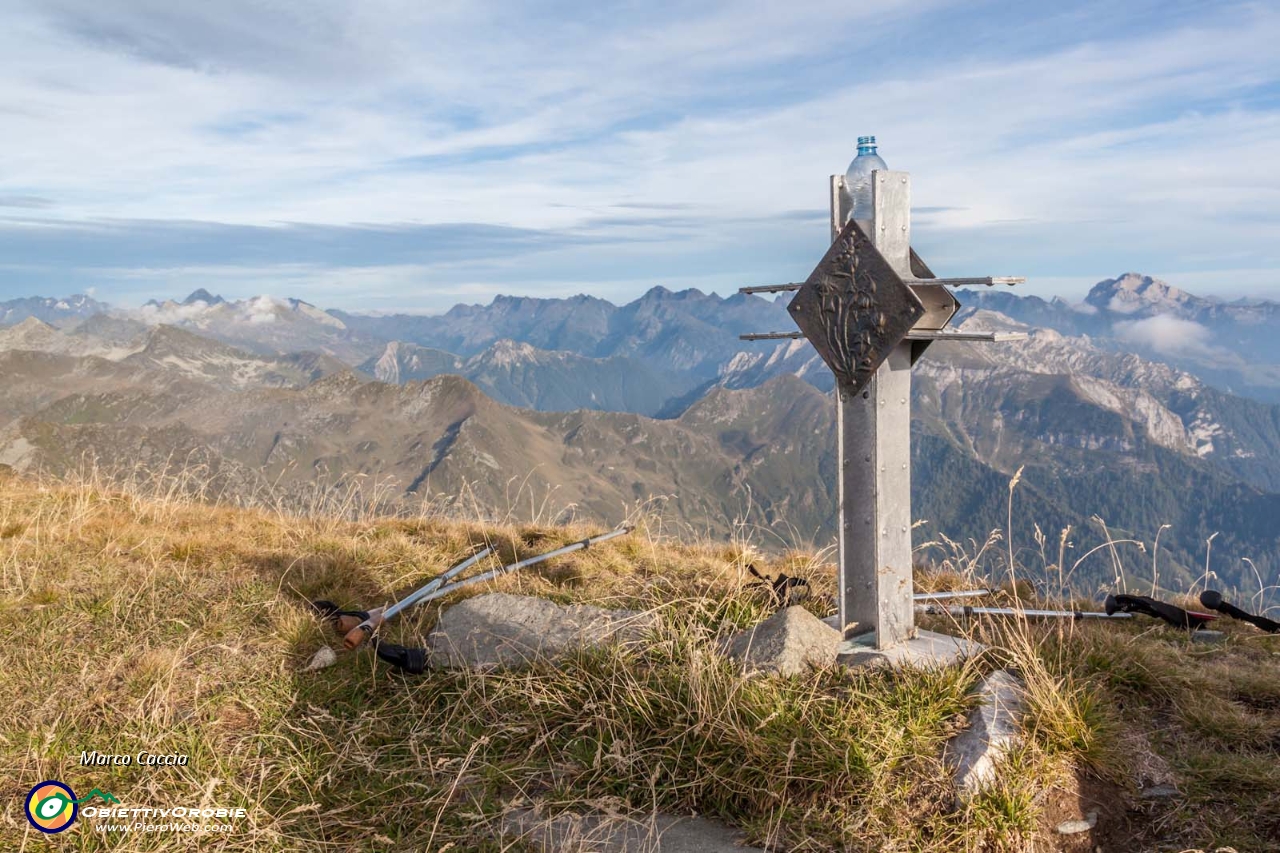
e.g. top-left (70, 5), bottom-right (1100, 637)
top-left (1201, 590), bottom-right (1280, 633)
top-left (335, 604), bottom-right (378, 645)
top-left (343, 610), bottom-right (385, 650)
top-left (335, 608), bottom-right (380, 636)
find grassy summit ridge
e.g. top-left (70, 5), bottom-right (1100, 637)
top-left (0, 472), bottom-right (1276, 851)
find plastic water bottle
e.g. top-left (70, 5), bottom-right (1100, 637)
top-left (844, 135), bottom-right (887, 223)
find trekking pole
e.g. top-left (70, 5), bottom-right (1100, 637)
top-left (1200, 590), bottom-right (1280, 634)
top-left (410, 525), bottom-right (634, 602)
top-left (343, 528), bottom-right (633, 649)
top-left (340, 546), bottom-right (494, 650)
top-left (914, 589), bottom-right (991, 602)
top-left (332, 550), bottom-right (494, 637)
top-left (826, 589), bottom-right (991, 611)
top-left (917, 604), bottom-right (1132, 620)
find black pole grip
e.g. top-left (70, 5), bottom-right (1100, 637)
top-left (372, 639), bottom-right (429, 675)
top-left (1201, 590), bottom-right (1280, 634)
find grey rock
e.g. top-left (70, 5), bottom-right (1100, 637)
top-left (303, 646), bottom-right (337, 671)
top-left (945, 670), bottom-right (1025, 797)
top-left (723, 605), bottom-right (841, 676)
top-left (1056, 811), bottom-right (1098, 835)
top-left (1125, 729), bottom-right (1177, 794)
top-left (1140, 784), bottom-right (1179, 800)
top-left (429, 592), bottom-right (657, 670)
top-left (1191, 629), bottom-right (1226, 644)
top-left (501, 809), bottom-right (765, 852)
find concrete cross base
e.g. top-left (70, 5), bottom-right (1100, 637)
top-left (830, 625), bottom-right (984, 669)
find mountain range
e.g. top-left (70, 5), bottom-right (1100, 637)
top-left (0, 294), bottom-right (108, 327)
top-left (963, 273), bottom-right (1280, 404)
top-left (2, 273), bottom-right (1279, 593)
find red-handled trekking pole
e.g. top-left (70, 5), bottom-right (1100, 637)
top-left (334, 526), bottom-right (634, 654)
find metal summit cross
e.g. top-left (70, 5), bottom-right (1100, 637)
top-left (741, 167), bottom-right (1026, 659)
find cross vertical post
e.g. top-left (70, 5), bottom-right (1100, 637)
top-left (831, 172), bottom-right (916, 647)
top-left (739, 158), bottom-right (1026, 661)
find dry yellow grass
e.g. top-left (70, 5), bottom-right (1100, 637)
top-left (0, 470), bottom-right (1276, 851)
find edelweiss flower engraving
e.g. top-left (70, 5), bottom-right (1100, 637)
top-left (787, 219), bottom-right (923, 393)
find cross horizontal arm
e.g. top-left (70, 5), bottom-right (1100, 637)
top-left (906, 330), bottom-right (1028, 342)
top-left (927, 276), bottom-right (1025, 287)
top-left (739, 276), bottom-right (1023, 297)
top-left (739, 283), bottom-right (803, 295)
top-left (739, 331), bottom-right (804, 341)
top-left (740, 330), bottom-right (1028, 343)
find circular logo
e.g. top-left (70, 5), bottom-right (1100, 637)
top-left (24, 780), bottom-right (78, 834)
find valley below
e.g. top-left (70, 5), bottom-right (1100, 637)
top-left (3, 272), bottom-right (1280, 597)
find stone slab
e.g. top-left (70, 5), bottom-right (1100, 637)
top-left (500, 809), bottom-right (765, 852)
top-left (945, 670), bottom-right (1026, 797)
top-left (428, 592), bottom-right (657, 670)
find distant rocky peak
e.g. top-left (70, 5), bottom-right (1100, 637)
top-left (284, 297), bottom-right (346, 329)
top-left (482, 338), bottom-right (540, 366)
top-left (11, 316), bottom-right (56, 333)
top-left (0, 317), bottom-right (65, 351)
top-left (638, 285), bottom-right (717, 303)
top-left (956, 309), bottom-right (1029, 333)
top-left (181, 288), bottom-right (226, 306)
top-left (1085, 273), bottom-right (1197, 315)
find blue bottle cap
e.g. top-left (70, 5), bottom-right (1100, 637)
top-left (857, 135), bottom-right (876, 146)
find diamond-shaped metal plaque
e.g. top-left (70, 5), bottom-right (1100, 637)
top-left (787, 218), bottom-right (924, 394)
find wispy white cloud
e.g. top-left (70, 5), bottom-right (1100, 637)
top-left (0, 0), bottom-right (1278, 308)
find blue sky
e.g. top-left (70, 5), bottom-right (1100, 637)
top-left (1, 0), bottom-right (1278, 313)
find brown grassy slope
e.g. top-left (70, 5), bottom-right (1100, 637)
top-left (0, 472), bottom-right (1276, 851)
